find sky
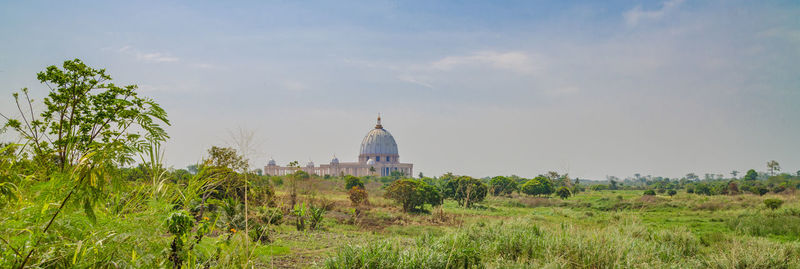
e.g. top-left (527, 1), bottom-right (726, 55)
top-left (1, 0), bottom-right (799, 180)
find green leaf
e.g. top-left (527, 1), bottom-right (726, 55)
top-left (83, 199), bottom-right (96, 224)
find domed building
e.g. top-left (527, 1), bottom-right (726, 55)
top-left (264, 115), bottom-right (413, 177)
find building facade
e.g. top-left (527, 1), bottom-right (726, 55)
top-left (264, 116), bottom-right (413, 177)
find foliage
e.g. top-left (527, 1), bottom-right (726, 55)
top-left (644, 190), bottom-right (656, 196)
top-left (763, 199), bottom-right (784, 210)
top-left (556, 187), bottom-right (571, 199)
top-left (293, 202), bottom-right (308, 231)
top-left (744, 169), bottom-right (758, 181)
top-left (384, 179), bottom-right (442, 212)
top-left (344, 175), bottom-right (364, 190)
top-left (668, 189), bottom-right (677, 196)
top-left (489, 176), bottom-right (517, 196)
top-left (348, 186), bottom-right (369, 206)
top-left (309, 205), bottom-right (326, 231)
top-left (166, 211), bottom-right (195, 267)
top-left (444, 176), bottom-right (488, 208)
top-left (521, 176), bottom-right (555, 197)
top-left (2, 59), bottom-right (169, 170)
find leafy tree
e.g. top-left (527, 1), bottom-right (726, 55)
top-left (2, 59), bottom-right (168, 171)
top-left (643, 189), bottom-right (656, 196)
top-left (730, 170), bottom-right (739, 179)
top-left (489, 176), bottom-right (517, 196)
top-left (344, 175), bottom-right (364, 190)
top-left (694, 184), bottom-right (712, 195)
top-left (744, 169), bottom-right (758, 181)
top-left (384, 179), bottom-right (441, 212)
top-left (444, 176), bottom-right (488, 207)
top-left (1, 59), bottom-right (169, 268)
top-left (521, 176), bottom-right (555, 196)
top-left (767, 160), bottom-right (780, 176)
top-left (556, 187), bottom-right (571, 199)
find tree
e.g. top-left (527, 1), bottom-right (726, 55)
top-left (767, 160), bottom-right (780, 176)
top-left (685, 173), bottom-right (699, 181)
top-left (418, 172), bottom-right (424, 179)
top-left (556, 187), bottom-right (571, 199)
top-left (2, 59), bottom-right (169, 171)
top-left (384, 179), bottom-right (441, 212)
top-left (344, 175), bottom-right (364, 190)
top-left (730, 170), bottom-right (739, 179)
top-left (643, 189), bottom-right (656, 196)
top-left (744, 169), bottom-right (758, 181)
top-left (1, 59), bottom-right (169, 268)
top-left (444, 176), bottom-right (488, 208)
top-left (489, 176), bottom-right (517, 196)
top-left (521, 176), bottom-right (555, 196)
top-left (286, 162), bottom-right (307, 208)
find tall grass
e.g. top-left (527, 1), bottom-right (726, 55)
top-left (325, 218), bottom-right (800, 268)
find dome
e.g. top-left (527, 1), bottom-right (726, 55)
top-left (366, 159), bottom-right (376, 165)
top-left (267, 158), bottom-right (276, 166)
top-left (359, 116), bottom-right (398, 156)
top-left (330, 156), bottom-right (339, 164)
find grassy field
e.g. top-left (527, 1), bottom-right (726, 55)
top-left (2, 175), bottom-right (800, 268)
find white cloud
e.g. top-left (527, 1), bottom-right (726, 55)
top-left (430, 51), bottom-right (541, 74)
top-left (397, 75), bottom-right (436, 90)
top-left (136, 52), bottom-right (179, 63)
top-left (624, 0), bottom-right (685, 26)
top-left (114, 45), bottom-right (179, 63)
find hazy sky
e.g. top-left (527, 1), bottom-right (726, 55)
top-left (1, 0), bottom-right (798, 180)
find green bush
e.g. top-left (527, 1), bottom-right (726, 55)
top-left (556, 187), bottom-right (571, 199)
top-left (644, 190), bottom-right (656, 196)
top-left (667, 189), bottom-right (677, 196)
top-left (344, 175), bottom-right (364, 190)
top-left (763, 199), bottom-right (784, 210)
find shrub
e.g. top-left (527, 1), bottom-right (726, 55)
top-left (309, 205), bottom-right (326, 230)
top-left (384, 179), bottom-right (442, 212)
top-left (293, 203), bottom-right (308, 231)
top-left (348, 186), bottom-right (369, 206)
top-left (667, 190), bottom-right (677, 196)
top-left (756, 187), bottom-right (769, 196)
top-left (556, 187), bottom-right (571, 199)
top-left (644, 190), bottom-right (656, 196)
top-left (166, 211), bottom-right (196, 267)
top-left (344, 175), bottom-right (364, 190)
top-left (444, 176), bottom-right (488, 207)
top-left (763, 199), bottom-right (784, 210)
